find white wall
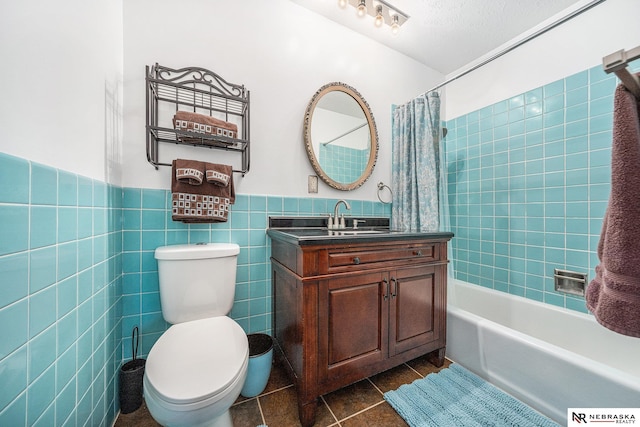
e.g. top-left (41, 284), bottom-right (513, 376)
top-left (122, 0), bottom-right (441, 200)
top-left (0, 0), bottom-right (124, 184)
top-left (444, 0), bottom-right (640, 120)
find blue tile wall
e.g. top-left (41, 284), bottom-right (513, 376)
top-left (445, 63), bottom-right (631, 312)
top-left (0, 153), bottom-right (123, 427)
top-left (121, 188), bottom-right (391, 359)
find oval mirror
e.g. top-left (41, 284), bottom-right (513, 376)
top-left (304, 82), bottom-right (378, 191)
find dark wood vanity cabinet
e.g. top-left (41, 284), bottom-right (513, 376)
top-left (269, 233), bottom-right (452, 427)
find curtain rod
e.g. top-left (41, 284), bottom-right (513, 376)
top-left (602, 46), bottom-right (640, 98)
top-left (321, 121), bottom-right (368, 146)
top-left (422, 0), bottom-right (607, 95)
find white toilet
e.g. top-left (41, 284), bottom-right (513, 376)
top-left (143, 243), bottom-right (249, 427)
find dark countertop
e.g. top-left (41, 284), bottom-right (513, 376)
top-left (267, 216), bottom-right (454, 245)
top-left (267, 227), bottom-right (454, 246)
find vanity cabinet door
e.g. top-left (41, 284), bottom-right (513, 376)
top-left (318, 271), bottom-right (388, 383)
top-left (388, 264), bottom-right (445, 357)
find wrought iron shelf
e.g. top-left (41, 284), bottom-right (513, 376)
top-left (146, 63), bottom-right (250, 174)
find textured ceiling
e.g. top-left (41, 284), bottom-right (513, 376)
top-left (289, 0), bottom-right (587, 74)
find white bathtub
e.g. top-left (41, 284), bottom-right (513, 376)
top-left (446, 279), bottom-right (640, 424)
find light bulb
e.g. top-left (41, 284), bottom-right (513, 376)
top-left (391, 14), bottom-right (400, 35)
top-left (357, 0), bottom-right (367, 17)
top-left (338, 0), bottom-right (348, 9)
top-left (374, 5), bottom-right (384, 27)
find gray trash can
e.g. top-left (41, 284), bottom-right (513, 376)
top-left (240, 333), bottom-right (273, 398)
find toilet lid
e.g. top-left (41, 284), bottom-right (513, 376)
top-left (145, 317), bottom-right (249, 405)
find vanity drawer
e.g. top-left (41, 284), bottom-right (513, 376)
top-left (327, 243), bottom-right (439, 270)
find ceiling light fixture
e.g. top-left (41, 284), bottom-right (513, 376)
top-left (339, 0), bottom-right (409, 34)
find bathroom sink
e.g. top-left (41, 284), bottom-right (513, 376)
top-left (268, 228), bottom-right (388, 238)
top-left (334, 230), bottom-right (386, 235)
top-left (268, 216), bottom-right (391, 230)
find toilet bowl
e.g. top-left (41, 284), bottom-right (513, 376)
top-left (144, 317), bottom-right (248, 426)
top-left (144, 243), bottom-right (248, 427)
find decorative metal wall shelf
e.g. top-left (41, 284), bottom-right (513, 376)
top-left (146, 63), bottom-right (250, 174)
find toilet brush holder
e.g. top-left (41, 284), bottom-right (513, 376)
top-left (119, 326), bottom-right (146, 414)
top-left (240, 333), bottom-right (273, 398)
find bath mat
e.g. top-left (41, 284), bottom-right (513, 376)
top-left (384, 364), bottom-right (560, 427)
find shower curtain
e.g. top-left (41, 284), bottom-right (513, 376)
top-left (391, 91), bottom-right (454, 275)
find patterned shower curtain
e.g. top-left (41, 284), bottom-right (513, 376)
top-left (391, 92), bottom-right (443, 232)
top-left (392, 91), bottom-right (454, 276)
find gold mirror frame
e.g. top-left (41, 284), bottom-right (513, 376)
top-left (303, 82), bottom-right (378, 191)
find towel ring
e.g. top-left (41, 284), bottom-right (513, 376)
top-left (377, 182), bottom-right (393, 204)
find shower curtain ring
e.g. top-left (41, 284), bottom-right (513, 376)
top-left (377, 182), bottom-right (393, 204)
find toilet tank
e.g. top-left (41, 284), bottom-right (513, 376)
top-left (154, 243), bottom-right (240, 324)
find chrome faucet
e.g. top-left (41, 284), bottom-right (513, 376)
top-left (330, 200), bottom-right (351, 229)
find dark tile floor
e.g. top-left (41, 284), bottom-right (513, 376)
top-left (115, 355), bottom-right (452, 427)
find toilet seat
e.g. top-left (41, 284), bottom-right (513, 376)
top-left (145, 316), bottom-right (249, 406)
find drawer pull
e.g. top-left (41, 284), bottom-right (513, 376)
top-left (383, 278), bottom-right (389, 300)
top-left (353, 257), bottom-right (361, 265)
top-left (390, 277), bottom-right (398, 298)
top-left (414, 250), bottom-right (423, 256)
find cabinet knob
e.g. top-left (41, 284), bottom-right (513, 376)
top-left (414, 250), bottom-right (423, 256)
top-left (353, 257), bottom-right (361, 265)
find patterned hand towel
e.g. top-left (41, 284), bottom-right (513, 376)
top-left (586, 77), bottom-right (640, 338)
top-left (171, 159), bottom-right (234, 223)
top-left (174, 158), bottom-right (204, 185)
top-left (205, 162), bottom-right (232, 187)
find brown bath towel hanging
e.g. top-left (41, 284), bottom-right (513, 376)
top-left (586, 75), bottom-right (640, 338)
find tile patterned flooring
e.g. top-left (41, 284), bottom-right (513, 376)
top-left (115, 355), bottom-right (452, 427)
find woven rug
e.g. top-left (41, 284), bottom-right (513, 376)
top-left (384, 364), bottom-right (561, 427)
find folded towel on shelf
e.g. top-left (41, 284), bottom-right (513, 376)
top-left (586, 77), bottom-right (640, 338)
top-left (205, 162), bottom-right (232, 187)
top-left (172, 111), bottom-right (238, 140)
top-left (174, 158), bottom-right (204, 185)
top-left (171, 159), bottom-right (235, 223)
